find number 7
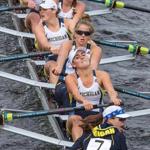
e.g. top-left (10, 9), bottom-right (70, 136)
top-left (95, 140), bottom-right (104, 150)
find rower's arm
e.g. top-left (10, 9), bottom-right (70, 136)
top-left (65, 75), bottom-right (93, 110)
top-left (72, 1), bottom-right (86, 24)
top-left (97, 71), bottom-right (121, 105)
top-left (34, 21), bottom-right (52, 52)
top-left (53, 40), bottom-right (72, 75)
top-left (90, 41), bottom-right (102, 70)
top-left (65, 75), bottom-right (87, 104)
top-left (21, 0), bottom-right (35, 8)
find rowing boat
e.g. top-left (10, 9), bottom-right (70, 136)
top-left (1, 0), bottom-right (150, 149)
top-left (5, 0), bottom-right (118, 147)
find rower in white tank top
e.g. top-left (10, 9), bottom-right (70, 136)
top-left (43, 18), bottom-right (71, 48)
top-left (58, 1), bottom-right (75, 19)
top-left (64, 42), bottom-right (91, 74)
top-left (75, 70), bottom-right (103, 110)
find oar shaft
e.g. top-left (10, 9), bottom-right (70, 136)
top-left (2, 103), bottom-right (113, 123)
top-left (0, 52), bottom-right (51, 62)
top-left (115, 87), bottom-right (150, 100)
top-left (95, 40), bottom-right (129, 49)
top-left (125, 4), bottom-right (150, 13)
top-left (0, 6), bottom-right (28, 12)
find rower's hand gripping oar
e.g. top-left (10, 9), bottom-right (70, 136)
top-left (0, 6), bottom-right (28, 12)
top-left (87, 0), bottom-right (150, 14)
top-left (0, 103), bottom-right (113, 125)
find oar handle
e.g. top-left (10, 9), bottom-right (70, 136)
top-left (0, 103), bottom-right (113, 124)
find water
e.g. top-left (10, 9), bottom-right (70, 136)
top-left (0, 0), bottom-right (150, 149)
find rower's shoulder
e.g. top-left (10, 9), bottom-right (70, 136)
top-left (65, 73), bottom-right (77, 82)
top-left (96, 70), bottom-right (110, 78)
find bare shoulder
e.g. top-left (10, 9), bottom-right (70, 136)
top-left (65, 73), bottom-right (77, 84)
top-left (96, 70), bottom-right (110, 78)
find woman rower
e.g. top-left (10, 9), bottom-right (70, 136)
top-left (71, 105), bottom-right (129, 150)
top-left (50, 18), bottom-right (102, 106)
top-left (48, 18), bottom-right (102, 85)
top-left (34, 0), bottom-right (73, 53)
top-left (57, 0), bottom-right (85, 22)
top-left (65, 48), bottom-right (122, 141)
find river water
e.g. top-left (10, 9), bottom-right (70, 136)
top-left (0, 0), bottom-right (150, 149)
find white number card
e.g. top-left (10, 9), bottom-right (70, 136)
top-left (86, 138), bottom-right (111, 150)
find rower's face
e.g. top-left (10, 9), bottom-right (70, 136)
top-left (40, 8), bottom-right (56, 21)
top-left (72, 50), bottom-right (90, 69)
top-left (74, 24), bottom-right (91, 46)
top-left (111, 117), bottom-right (126, 129)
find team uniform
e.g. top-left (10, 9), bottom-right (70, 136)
top-left (71, 122), bottom-right (128, 150)
top-left (41, 18), bottom-right (71, 61)
top-left (54, 42), bottom-right (93, 107)
top-left (74, 70), bottom-right (103, 118)
top-left (58, 1), bottom-right (75, 19)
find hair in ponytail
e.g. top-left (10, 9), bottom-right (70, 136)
top-left (80, 114), bottom-right (103, 131)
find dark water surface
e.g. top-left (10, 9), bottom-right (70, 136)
top-left (0, 0), bottom-right (150, 149)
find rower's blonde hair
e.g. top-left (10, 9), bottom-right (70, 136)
top-left (74, 15), bottom-right (94, 35)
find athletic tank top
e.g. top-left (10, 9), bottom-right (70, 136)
top-left (43, 18), bottom-right (70, 48)
top-left (65, 42), bottom-right (91, 74)
top-left (58, 2), bottom-right (74, 19)
top-left (76, 70), bottom-right (103, 108)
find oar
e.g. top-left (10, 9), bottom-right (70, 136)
top-left (95, 40), bottom-right (150, 56)
top-left (0, 6), bottom-right (28, 12)
top-left (87, 0), bottom-right (150, 13)
top-left (115, 86), bottom-right (150, 100)
top-left (0, 51), bottom-right (52, 62)
top-left (0, 41), bottom-right (149, 63)
top-left (0, 103), bottom-right (113, 125)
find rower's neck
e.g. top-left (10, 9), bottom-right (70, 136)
top-left (76, 43), bottom-right (87, 48)
top-left (76, 67), bottom-right (92, 78)
top-left (47, 17), bottom-right (59, 27)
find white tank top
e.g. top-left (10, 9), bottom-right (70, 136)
top-left (76, 71), bottom-right (102, 108)
top-left (58, 2), bottom-right (74, 19)
top-left (65, 42), bottom-right (91, 74)
top-left (43, 19), bottom-right (70, 48)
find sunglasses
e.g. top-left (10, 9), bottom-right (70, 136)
top-left (118, 118), bottom-right (126, 122)
top-left (75, 30), bottom-right (91, 36)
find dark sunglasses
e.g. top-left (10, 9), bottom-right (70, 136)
top-left (118, 118), bottom-right (126, 122)
top-left (75, 30), bottom-right (91, 36)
